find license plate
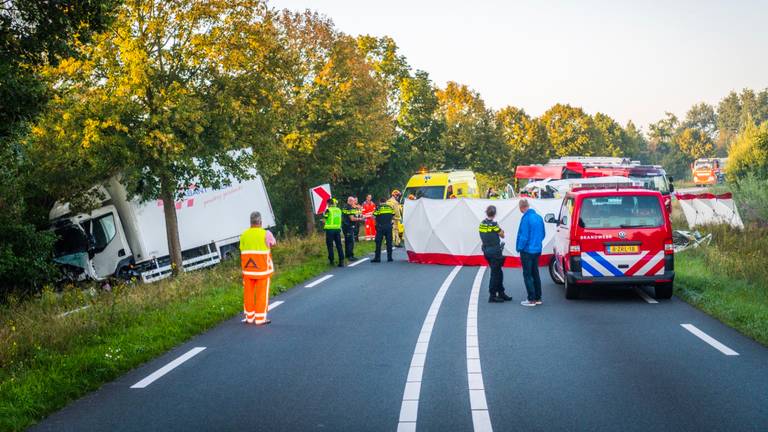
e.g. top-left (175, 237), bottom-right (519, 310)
top-left (607, 245), bottom-right (639, 254)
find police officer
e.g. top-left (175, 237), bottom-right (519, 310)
top-left (371, 197), bottom-right (394, 263)
top-left (479, 205), bottom-right (512, 303)
top-left (323, 198), bottom-right (344, 267)
top-left (342, 196), bottom-right (362, 261)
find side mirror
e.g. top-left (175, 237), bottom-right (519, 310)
top-left (544, 213), bottom-right (557, 224)
top-left (560, 215), bottom-right (568, 226)
top-left (668, 176), bottom-right (674, 183)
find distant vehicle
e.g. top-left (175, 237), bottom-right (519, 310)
top-left (692, 158), bottom-right (727, 186)
top-left (545, 187), bottom-right (675, 300)
top-left (402, 170), bottom-right (480, 201)
top-left (50, 174), bottom-right (275, 283)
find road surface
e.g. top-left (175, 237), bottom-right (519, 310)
top-left (32, 250), bottom-right (768, 431)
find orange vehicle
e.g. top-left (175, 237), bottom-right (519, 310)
top-left (692, 158), bottom-right (726, 186)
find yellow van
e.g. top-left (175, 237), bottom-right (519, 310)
top-left (402, 170), bottom-right (480, 201)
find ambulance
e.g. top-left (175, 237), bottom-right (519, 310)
top-left (692, 158), bottom-right (726, 186)
top-left (546, 187), bottom-right (675, 300)
top-left (402, 170), bottom-right (480, 200)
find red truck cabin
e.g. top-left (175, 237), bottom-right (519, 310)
top-left (546, 188), bottom-right (674, 300)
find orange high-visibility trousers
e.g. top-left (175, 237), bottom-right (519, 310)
top-left (243, 276), bottom-right (270, 324)
top-left (365, 217), bottom-right (376, 240)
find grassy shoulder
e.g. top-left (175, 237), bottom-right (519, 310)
top-left (0, 235), bottom-right (375, 432)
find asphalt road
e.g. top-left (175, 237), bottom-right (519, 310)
top-left (32, 249), bottom-right (768, 432)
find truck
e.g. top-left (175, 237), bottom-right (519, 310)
top-left (692, 158), bottom-right (727, 186)
top-left (50, 175), bottom-right (275, 283)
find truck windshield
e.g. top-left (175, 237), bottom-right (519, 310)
top-left (629, 174), bottom-right (669, 194)
top-left (694, 162), bottom-right (712, 169)
top-left (578, 195), bottom-right (664, 229)
top-left (403, 186), bottom-right (445, 200)
top-left (53, 225), bottom-right (89, 258)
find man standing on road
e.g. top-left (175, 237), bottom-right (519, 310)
top-left (342, 196), bottom-right (362, 261)
top-left (479, 205), bottom-right (512, 303)
top-left (387, 190), bottom-right (403, 247)
top-left (323, 198), bottom-right (344, 267)
top-left (516, 199), bottom-right (545, 307)
top-left (371, 197), bottom-right (394, 263)
top-left (240, 212), bottom-right (276, 326)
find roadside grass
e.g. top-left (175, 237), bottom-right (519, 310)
top-left (0, 235), bottom-right (375, 432)
top-left (672, 191), bottom-right (768, 348)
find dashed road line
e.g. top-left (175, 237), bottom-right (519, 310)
top-left (634, 287), bottom-right (658, 304)
top-left (130, 347), bottom-right (206, 388)
top-left (268, 301), bottom-right (284, 311)
top-left (304, 274), bottom-right (334, 288)
top-left (467, 267), bottom-right (493, 432)
top-left (397, 266), bottom-right (462, 432)
top-left (681, 324), bottom-right (739, 356)
top-left (347, 257), bottom-right (370, 267)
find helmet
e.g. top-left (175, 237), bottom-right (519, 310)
top-left (391, 189), bottom-right (401, 196)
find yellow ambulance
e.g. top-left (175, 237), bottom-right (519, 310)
top-left (402, 170), bottom-right (480, 201)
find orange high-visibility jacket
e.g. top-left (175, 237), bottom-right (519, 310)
top-left (240, 227), bottom-right (274, 279)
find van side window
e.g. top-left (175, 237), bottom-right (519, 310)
top-left (92, 213), bottom-right (117, 252)
top-left (558, 198), bottom-right (574, 226)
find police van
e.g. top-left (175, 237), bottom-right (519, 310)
top-left (546, 187), bottom-right (675, 300)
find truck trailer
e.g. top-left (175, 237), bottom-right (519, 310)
top-left (50, 175), bottom-right (275, 283)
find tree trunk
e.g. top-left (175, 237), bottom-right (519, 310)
top-left (160, 177), bottom-right (183, 276)
top-left (301, 181), bottom-right (316, 234)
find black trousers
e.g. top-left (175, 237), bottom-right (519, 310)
top-left (325, 230), bottom-right (344, 264)
top-left (484, 253), bottom-right (505, 296)
top-left (374, 226), bottom-right (393, 260)
top-left (343, 225), bottom-right (355, 258)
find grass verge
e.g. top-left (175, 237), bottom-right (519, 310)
top-left (0, 235), bottom-right (375, 432)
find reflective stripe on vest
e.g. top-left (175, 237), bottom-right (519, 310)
top-left (324, 206), bottom-right (342, 230)
top-left (240, 227), bottom-right (273, 278)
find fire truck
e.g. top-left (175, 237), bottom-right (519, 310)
top-left (692, 158), bottom-right (726, 186)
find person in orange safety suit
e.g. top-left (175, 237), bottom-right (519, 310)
top-left (362, 194), bottom-right (377, 241)
top-left (240, 211), bottom-right (276, 326)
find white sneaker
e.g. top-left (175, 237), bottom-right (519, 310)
top-left (520, 300), bottom-right (537, 307)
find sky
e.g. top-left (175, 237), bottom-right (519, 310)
top-left (269, 0), bottom-right (768, 130)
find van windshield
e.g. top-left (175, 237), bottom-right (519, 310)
top-left (403, 186), bottom-right (445, 200)
top-left (578, 195), bottom-right (664, 229)
top-left (629, 174), bottom-right (670, 194)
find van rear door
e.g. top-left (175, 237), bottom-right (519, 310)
top-left (575, 194), bottom-right (667, 278)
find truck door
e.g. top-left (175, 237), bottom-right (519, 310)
top-left (84, 206), bottom-right (131, 279)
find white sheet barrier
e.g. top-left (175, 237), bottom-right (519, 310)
top-left (403, 198), bottom-right (562, 267)
top-left (675, 192), bottom-right (744, 229)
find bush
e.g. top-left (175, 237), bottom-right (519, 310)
top-left (726, 120), bottom-right (768, 182)
top-left (730, 174), bottom-right (768, 225)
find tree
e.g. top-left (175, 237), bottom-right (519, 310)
top-left (647, 112), bottom-right (679, 155)
top-left (676, 128), bottom-right (714, 160)
top-left (540, 104), bottom-right (601, 157)
top-left (275, 11), bottom-right (393, 233)
top-left (622, 120), bottom-right (647, 160)
top-left (683, 102), bottom-right (717, 138)
top-left (727, 120), bottom-right (768, 182)
top-left (592, 112), bottom-right (626, 157)
top-left (31, 0), bottom-right (285, 275)
top-left (495, 106), bottom-right (549, 171)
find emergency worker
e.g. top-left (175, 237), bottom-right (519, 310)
top-left (387, 190), bottom-right (403, 247)
top-left (323, 198), bottom-right (344, 267)
top-left (240, 211), bottom-right (276, 325)
top-left (479, 205), bottom-right (512, 303)
top-left (342, 196), bottom-right (362, 261)
top-left (362, 194), bottom-right (377, 240)
top-left (371, 197), bottom-right (394, 262)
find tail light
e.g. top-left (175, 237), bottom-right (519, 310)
top-left (664, 240), bottom-right (674, 255)
top-left (569, 244), bottom-right (581, 254)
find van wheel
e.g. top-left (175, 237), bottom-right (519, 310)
top-left (654, 282), bottom-right (673, 299)
top-left (549, 256), bottom-right (564, 285)
top-left (564, 277), bottom-right (580, 299)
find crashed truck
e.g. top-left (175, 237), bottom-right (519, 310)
top-left (50, 174), bottom-right (275, 283)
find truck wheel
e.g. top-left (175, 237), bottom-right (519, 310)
top-left (654, 282), bottom-right (673, 299)
top-left (549, 256), bottom-right (564, 285)
top-left (564, 277), bottom-right (580, 300)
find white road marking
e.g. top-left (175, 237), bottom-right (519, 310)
top-left (130, 347), bottom-right (206, 388)
top-left (681, 324), bottom-right (739, 356)
top-left (304, 274), bottom-right (334, 288)
top-left (467, 266), bottom-right (493, 432)
top-left (634, 287), bottom-right (658, 304)
top-left (58, 305), bottom-right (91, 318)
top-left (347, 257), bottom-right (370, 267)
top-left (397, 266), bottom-right (462, 432)
top-left (268, 301), bottom-right (284, 311)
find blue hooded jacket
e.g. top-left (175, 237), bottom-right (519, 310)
top-left (516, 208), bottom-right (545, 254)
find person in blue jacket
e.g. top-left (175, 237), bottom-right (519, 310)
top-left (516, 199), bottom-right (545, 306)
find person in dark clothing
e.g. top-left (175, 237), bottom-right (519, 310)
top-left (323, 198), bottom-right (344, 267)
top-left (342, 196), bottom-right (362, 261)
top-left (371, 197), bottom-right (394, 263)
top-left (516, 199), bottom-right (545, 306)
top-left (479, 205), bottom-right (512, 303)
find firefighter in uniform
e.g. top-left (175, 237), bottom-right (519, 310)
top-left (323, 198), bottom-right (344, 267)
top-left (240, 211), bottom-right (275, 325)
top-left (342, 196), bottom-right (362, 261)
top-left (387, 190), bottom-right (403, 247)
top-left (371, 197), bottom-right (394, 262)
top-left (479, 205), bottom-right (512, 303)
